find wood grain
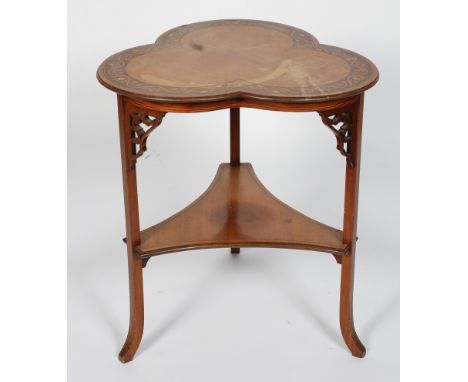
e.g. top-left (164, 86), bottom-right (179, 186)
top-left (339, 93), bottom-right (367, 357)
top-left (131, 163), bottom-right (348, 260)
top-left (96, 20), bottom-right (378, 363)
top-left (116, 95), bottom-right (145, 363)
top-left (97, 20), bottom-right (378, 103)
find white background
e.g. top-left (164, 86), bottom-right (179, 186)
top-left (6, 1), bottom-right (468, 382)
top-left (5, 1), bottom-right (468, 382)
top-left (67, 1), bottom-right (399, 381)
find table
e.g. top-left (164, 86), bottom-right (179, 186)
top-left (97, 19), bottom-right (379, 363)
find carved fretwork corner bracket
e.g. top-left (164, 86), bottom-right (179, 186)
top-left (318, 110), bottom-right (355, 168)
top-left (129, 111), bottom-right (166, 168)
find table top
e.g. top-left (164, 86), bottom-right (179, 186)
top-left (97, 19), bottom-right (378, 103)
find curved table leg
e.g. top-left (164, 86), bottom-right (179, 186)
top-left (339, 93), bottom-right (366, 357)
top-left (119, 255), bottom-right (144, 363)
top-left (116, 95), bottom-right (155, 362)
top-left (340, 253), bottom-right (366, 357)
top-left (320, 94), bottom-right (367, 357)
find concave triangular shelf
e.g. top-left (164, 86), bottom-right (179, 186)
top-left (133, 163), bottom-right (348, 260)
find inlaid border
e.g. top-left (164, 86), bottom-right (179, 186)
top-left (97, 19), bottom-right (378, 103)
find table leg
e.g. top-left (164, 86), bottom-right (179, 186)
top-left (230, 108), bottom-right (240, 256)
top-left (340, 94), bottom-right (366, 357)
top-left (117, 95), bottom-right (144, 363)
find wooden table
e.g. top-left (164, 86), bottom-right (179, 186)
top-left (97, 19), bottom-right (379, 363)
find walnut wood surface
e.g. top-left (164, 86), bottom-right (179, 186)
top-left (126, 93), bottom-right (360, 113)
top-left (97, 19), bottom-right (378, 103)
top-left (339, 93), bottom-right (366, 357)
top-left (116, 95), bottom-right (144, 363)
top-left (134, 163), bottom-right (348, 258)
top-left (101, 22), bottom-right (377, 363)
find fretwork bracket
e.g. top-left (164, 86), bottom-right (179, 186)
top-left (318, 110), bottom-right (355, 167)
top-left (129, 111), bottom-right (166, 168)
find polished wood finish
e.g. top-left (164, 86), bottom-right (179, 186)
top-left (340, 93), bottom-right (366, 357)
top-left (98, 20), bottom-right (378, 363)
top-left (133, 163), bottom-right (347, 259)
top-left (97, 20), bottom-right (378, 103)
top-left (116, 95), bottom-right (144, 363)
top-left (126, 94), bottom-right (360, 113)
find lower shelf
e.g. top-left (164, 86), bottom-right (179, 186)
top-left (131, 163), bottom-right (348, 258)
top-left (130, 163), bottom-right (348, 257)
